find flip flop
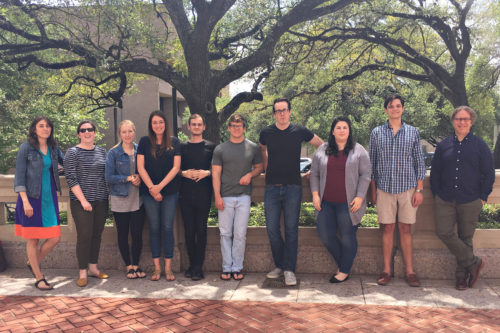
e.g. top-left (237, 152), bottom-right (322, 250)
top-left (220, 272), bottom-right (231, 281)
top-left (126, 269), bottom-right (137, 279)
top-left (134, 268), bottom-right (146, 278)
top-left (232, 271), bottom-right (244, 281)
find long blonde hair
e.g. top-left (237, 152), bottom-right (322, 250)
top-left (113, 119), bottom-right (136, 148)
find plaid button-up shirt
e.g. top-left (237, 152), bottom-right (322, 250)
top-left (369, 121), bottom-right (426, 194)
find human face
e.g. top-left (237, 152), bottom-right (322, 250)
top-left (151, 115), bottom-right (165, 137)
top-left (187, 116), bottom-right (205, 136)
top-left (35, 119), bottom-right (52, 141)
top-left (452, 109), bottom-right (472, 138)
top-left (228, 122), bottom-right (246, 141)
top-left (273, 101), bottom-right (291, 127)
top-left (384, 99), bottom-right (404, 121)
top-left (119, 124), bottom-right (135, 145)
top-left (333, 121), bottom-right (349, 144)
top-left (78, 123), bottom-right (96, 145)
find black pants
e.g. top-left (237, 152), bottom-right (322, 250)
top-left (113, 206), bottom-right (145, 266)
top-left (179, 192), bottom-right (211, 271)
top-left (71, 200), bottom-right (108, 269)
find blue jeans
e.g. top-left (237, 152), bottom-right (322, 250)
top-left (316, 201), bottom-right (359, 274)
top-left (218, 195), bottom-right (251, 272)
top-left (142, 193), bottom-right (179, 259)
top-left (264, 184), bottom-right (302, 272)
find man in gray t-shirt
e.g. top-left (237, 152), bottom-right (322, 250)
top-left (212, 115), bottom-right (262, 280)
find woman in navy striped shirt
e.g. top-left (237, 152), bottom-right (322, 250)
top-left (64, 120), bottom-right (109, 287)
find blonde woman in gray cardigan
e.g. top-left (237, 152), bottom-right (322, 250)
top-left (310, 116), bottom-right (371, 283)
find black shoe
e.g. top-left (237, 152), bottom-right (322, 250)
top-left (329, 274), bottom-right (350, 283)
top-left (191, 270), bottom-right (204, 281)
top-left (184, 267), bottom-right (193, 278)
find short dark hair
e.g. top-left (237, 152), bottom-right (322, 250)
top-left (384, 94), bottom-right (405, 109)
top-left (188, 113), bottom-right (205, 126)
top-left (28, 116), bottom-right (57, 148)
top-left (228, 114), bottom-right (247, 128)
top-left (76, 120), bottom-right (96, 143)
top-left (272, 97), bottom-right (291, 113)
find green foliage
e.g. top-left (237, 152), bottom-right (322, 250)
top-left (207, 202), bottom-right (500, 229)
top-left (478, 204), bottom-right (500, 229)
top-left (0, 62), bottom-right (108, 172)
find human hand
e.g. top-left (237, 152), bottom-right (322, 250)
top-left (215, 196), bottom-right (225, 211)
top-left (23, 201), bottom-right (34, 217)
top-left (81, 200), bottom-right (93, 212)
top-left (239, 173), bottom-right (252, 186)
top-left (153, 193), bottom-right (163, 202)
top-left (149, 184), bottom-right (162, 196)
top-left (192, 170), bottom-right (210, 182)
top-left (129, 174), bottom-right (141, 186)
top-left (312, 195), bottom-right (321, 211)
top-left (412, 191), bottom-right (423, 207)
top-left (350, 196), bottom-right (363, 213)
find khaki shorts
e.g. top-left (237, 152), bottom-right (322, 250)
top-left (377, 188), bottom-right (418, 224)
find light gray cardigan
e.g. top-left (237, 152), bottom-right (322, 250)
top-left (310, 142), bottom-right (371, 225)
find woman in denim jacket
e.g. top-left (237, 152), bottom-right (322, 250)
top-left (14, 116), bottom-right (64, 290)
top-left (105, 120), bottom-right (145, 279)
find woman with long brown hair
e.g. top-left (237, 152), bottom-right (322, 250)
top-left (14, 116), bottom-right (64, 290)
top-left (137, 111), bottom-right (181, 281)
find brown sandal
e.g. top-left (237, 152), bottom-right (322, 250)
top-left (165, 270), bottom-right (175, 281)
top-left (151, 270), bottom-right (161, 281)
top-left (377, 272), bottom-right (391, 286)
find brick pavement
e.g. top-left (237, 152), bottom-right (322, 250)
top-left (1, 295), bottom-right (499, 332)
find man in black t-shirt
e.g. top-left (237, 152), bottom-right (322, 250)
top-left (180, 114), bottom-right (215, 281)
top-left (259, 98), bottom-right (323, 286)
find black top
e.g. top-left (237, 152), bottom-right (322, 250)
top-left (259, 123), bottom-right (314, 185)
top-left (180, 140), bottom-right (215, 196)
top-left (137, 136), bottom-right (181, 196)
top-left (430, 132), bottom-right (495, 204)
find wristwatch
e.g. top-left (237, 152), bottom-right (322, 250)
top-left (416, 189), bottom-right (423, 193)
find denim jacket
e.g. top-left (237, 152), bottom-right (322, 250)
top-left (14, 141), bottom-right (64, 199)
top-left (105, 143), bottom-right (138, 197)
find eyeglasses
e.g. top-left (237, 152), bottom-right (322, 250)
top-left (453, 118), bottom-right (471, 122)
top-left (229, 124), bottom-right (244, 129)
top-left (274, 108), bottom-right (289, 114)
top-left (78, 128), bottom-right (95, 133)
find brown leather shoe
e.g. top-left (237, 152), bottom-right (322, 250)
top-left (76, 278), bottom-right (87, 287)
top-left (468, 258), bottom-right (485, 288)
top-left (377, 272), bottom-right (391, 286)
top-left (405, 273), bottom-right (420, 287)
top-left (455, 276), bottom-right (468, 291)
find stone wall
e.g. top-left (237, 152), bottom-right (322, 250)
top-left (1, 173), bottom-right (499, 279)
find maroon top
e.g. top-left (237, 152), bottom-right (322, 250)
top-left (322, 152), bottom-right (348, 203)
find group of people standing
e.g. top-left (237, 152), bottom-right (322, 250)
top-left (13, 94), bottom-right (494, 292)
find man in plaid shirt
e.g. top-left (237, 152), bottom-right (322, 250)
top-left (369, 94), bottom-right (426, 287)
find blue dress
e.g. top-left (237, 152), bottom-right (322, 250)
top-left (15, 147), bottom-right (60, 239)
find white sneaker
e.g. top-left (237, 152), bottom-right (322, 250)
top-left (284, 271), bottom-right (297, 286)
top-left (266, 267), bottom-right (283, 279)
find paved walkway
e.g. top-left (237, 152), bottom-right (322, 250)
top-left (1, 269), bottom-right (499, 332)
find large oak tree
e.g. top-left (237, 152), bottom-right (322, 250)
top-left (0, 0), bottom-right (359, 142)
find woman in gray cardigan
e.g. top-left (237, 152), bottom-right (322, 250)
top-left (310, 116), bottom-right (371, 283)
